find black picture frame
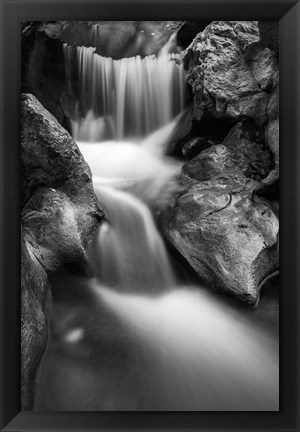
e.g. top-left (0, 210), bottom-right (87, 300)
top-left (0, 0), bottom-right (299, 431)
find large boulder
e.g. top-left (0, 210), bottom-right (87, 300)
top-left (183, 21), bottom-right (279, 125)
top-left (162, 171), bottom-right (279, 305)
top-left (21, 93), bottom-right (104, 237)
top-left (21, 93), bottom-right (104, 409)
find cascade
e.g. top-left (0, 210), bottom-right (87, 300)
top-left (37, 29), bottom-right (279, 412)
top-left (64, 40), bottom-right (186, 141)
top-left (93, 186), bottom-right (175, 292)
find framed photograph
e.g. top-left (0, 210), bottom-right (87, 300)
top-left (0, 0), bottom-right (299, 431)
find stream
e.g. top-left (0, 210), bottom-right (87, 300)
top-left (35, 36), bottom-right (279, 411)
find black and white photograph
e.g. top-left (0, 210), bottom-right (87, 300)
top-left (20, 20), bottom-right (279, 411)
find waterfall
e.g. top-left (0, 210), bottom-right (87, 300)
top-left (92, 186), bottom-right (175, 292)
top-left (63, 42), bottom-right (186, 141)
top-left (37, 30), bottom-right (279, 412)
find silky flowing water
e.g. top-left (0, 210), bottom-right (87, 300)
top-left (36, 39), bottom-right (279, 411)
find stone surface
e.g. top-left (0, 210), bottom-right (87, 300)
top-left (22, 188), bottom-right (91, 274)
top-left (162, 172), bottom-right (279, 304)
top-left (21, 93), bottom-right (105, 409)
top-left (183, 21), bottom-right (279, 125)
top-left (183, 145), bottom-right (237, 180)
top-left (21, 93), bottom-right (104, 246)
top-left (162, 21), bottom-right (280, 305)
top-left (21, 232), bottom-right (50, 410)
top-left (250, 47), bottom-right (278, 91)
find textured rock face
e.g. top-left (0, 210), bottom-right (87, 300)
top-left (183, 21), bottom-right (279, 125)
top-left (21, 233), bottom-right (50, 410)
top-left (21, 93), bottom-right (104, 242)
top-left (163, 123), bottom-right (278, 304)
top-left (21, 93), bottom-right (104, 409)
top-left (162, 21), bottom-right (280, 304)
top-left (22, 188), bottom-right (91, 273)
top-left (162, 172), bottom-right (279, 304)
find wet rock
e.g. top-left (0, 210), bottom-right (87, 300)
top-left (22, 188), bottom-right (91, 274)
top-left (21, 233), bottom-right (50, 410)
top-left (162, 172), bottom-right (279, 304)
top-left (21, 93), bottom-right (104, 234)
top-left (250, 47), bottom-right (278, 91)
top-left (21, 93), bottom-right (105, 409)
top-left (183, 21), bottom-right (278, 125)
top-left (183, 145), bottom-right (237, 180)
top-left (226, 92), bottom-right (269, 125)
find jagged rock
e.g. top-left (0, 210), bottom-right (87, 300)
top-left (21, 233), bottom-right (50, 410)
top-left (183, 21), bottom-right (278, 125)
top-left (225, 92), bottom-right (269, 125)
top-left (162, 172), bottom-right (279, 304)
top-left (21, 93), bottom-right (105, 409)
top-left (183, 145), bottom-right (237, 180)
top-left (250, 47), bottom-right (278, 91)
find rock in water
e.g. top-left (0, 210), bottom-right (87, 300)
top-left (163, 21), bottom-right (280, 304)
top-left (21, 93), bottom-right (104, 244)
top-left (21, 93), bottom-right (104, 409)
top-left (162, 171), bottom-right (279, 305)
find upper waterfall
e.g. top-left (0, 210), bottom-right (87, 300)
top-left (63, 38), bottom-right (186, 142)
